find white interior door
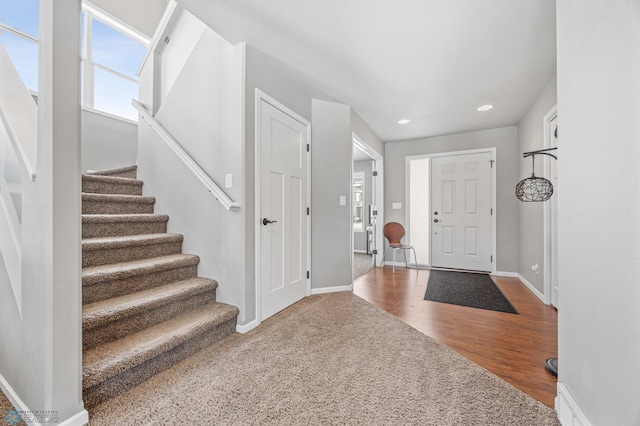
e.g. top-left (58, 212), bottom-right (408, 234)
top-left (550, 115), bottom-right (559, 308)
top-left (259, 98), bottom-right (308, 320)
top-left (431, 151), bottom-right (493, 271)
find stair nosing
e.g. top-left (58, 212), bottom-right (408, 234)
top-left (86, 165), bottom-right (137, 176)
top-left (83, 303), bottom-right (239, 388)
top-left (82, 214), bottom-right (169, 223)
top-left (82, 174), bottom-right (143, 186)
top-left (82, 233), bottom-right (183, 251)
top-left (82, 254), bottom-right (200, 283)
top-left (82, 193), bottom-right (155, 203)
top-left (83, 277), bottom-right (218, 331)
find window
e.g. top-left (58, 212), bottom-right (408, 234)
top-left (0, 2), bottom-right (149, 121)
top-left (81, 8), bottom-right (148, 121)
top-left (353, 172), bottom-right (365, 232)
top-left (0, 0), bottom-right (39, 92)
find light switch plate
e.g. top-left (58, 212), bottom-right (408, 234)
top-left (225, 174), bottom-right (232, 188)
top-left (339, 196), bottom-right (346, 206)
top-left (392, 202), bottom-right (402, 210)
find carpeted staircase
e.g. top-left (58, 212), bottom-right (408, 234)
top-left (81, 165), bottom-right (239, 408)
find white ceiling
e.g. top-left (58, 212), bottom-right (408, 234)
top-left (180, 0), bottom-right (557, 143)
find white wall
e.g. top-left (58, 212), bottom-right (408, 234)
top-left (311, 99), bottom-right (353, 289)
top-left (137, 20), bottom-right (246, 320)
top-left (159, 10), bottom-right (206, 103)
top-left (517, 74), bottom-right (557, 293)
top-left (384, 127), bottom-right (519, 272)
top-left (556, 1), bottom-right (640, 424)
top-left (81, 109), bottom-right (137, 172)
top-left (0, 1), bottom-right (85, 422)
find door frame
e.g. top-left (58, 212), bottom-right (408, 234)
top-left (254, 89), bottom-right (311, 324)
top-left (352, 132), bottom-right (384, 274)
top-left (543, 105), bottom-right (558, 306)
top-left (405, 147), bottom-right (497, 273)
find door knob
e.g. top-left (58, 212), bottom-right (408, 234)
top-left (433, 218), bottom-right (441, 223)
top-left (263, 218), bottom-right (278, 226)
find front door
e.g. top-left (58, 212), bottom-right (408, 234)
top-left (259, 97), bottom-right (309, 320)
top-left (431, 151), bottom-right (493, 271)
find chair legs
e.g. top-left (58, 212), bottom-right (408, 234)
top-left (380, 246), bottom-right (418, 273)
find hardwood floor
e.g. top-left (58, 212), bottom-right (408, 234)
top-left (353, 266), bottom-right (558, 407)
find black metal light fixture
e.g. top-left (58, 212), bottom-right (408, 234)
top-left (515, 148), bottom-right (558, 202)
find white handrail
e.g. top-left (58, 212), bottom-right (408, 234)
top-left (0, 44), bottom-right (37, 181)
top-left (132, 100), bottom-right (240, 211)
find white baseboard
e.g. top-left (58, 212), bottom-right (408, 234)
top-left (556, 383), bottom-right (591, 426)
top-left (236, 319), bottom-right (259, 334)
top-left (0, 373), bottom-right (28, 416)
top-left (492, 271), bottom-right (519, 278)
top-left (0, 373), bottom-right (89, 426)
top-left (517, 273), bottom-right (546, 303)
top-left (59, 410), bottom-right (89, 426)
top-left (311, 285), bottom-right (353, 295)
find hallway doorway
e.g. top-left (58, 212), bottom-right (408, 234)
top-left (352, 133), bottom-right (383, 281)
top-left (406, 148), bottom-right (497, 271)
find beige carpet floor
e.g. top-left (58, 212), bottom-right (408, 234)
top-left (353, 253), bottom-right (374, 281)
top-left (86, 292), bottom-right (559, 425)
top-left (0, 393), bottom-right (26, 426)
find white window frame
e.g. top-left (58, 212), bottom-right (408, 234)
top-left (353, 171), bottom-right (365, 233)
top-left (80, 4), bottom-right (149, 120)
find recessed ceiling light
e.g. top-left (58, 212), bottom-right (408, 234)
top-left (477, 105), bottom-right (493, 112)
top-left (398, 119), bottom-right (411, 125)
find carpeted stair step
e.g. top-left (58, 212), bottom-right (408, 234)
top-left (82, 254), bottom-right (201, 304)
top-left (82, 193), bottom-right (156, 215)
top-left (86, 165), bottom-right (137, 179)
top-left (82, 233), bottom-right (183, 268)
top-left (82, 174), bottom-right (144, 196)
top-left (83, 277), bottom-right (218, 351)
top-left (82, 214), bottom-right (169, 238)
top-left (83, 302), bottom-right (239, 407)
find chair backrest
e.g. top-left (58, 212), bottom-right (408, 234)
top-left (383, 222), bottom-right (405, 245)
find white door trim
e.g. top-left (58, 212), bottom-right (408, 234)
top-left (352, 132), bottom-right (384, 274)
top-left (405, 147), bottom-right (497, 273)
top-left (254, 89), bottom-right (311, 325)
top-left (543, 105), bottom-right (558, 306)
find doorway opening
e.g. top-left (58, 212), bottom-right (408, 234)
top-left (352, 133), bottom-right (383, 281)
top-left (406, 148), bottom-right (497, 272)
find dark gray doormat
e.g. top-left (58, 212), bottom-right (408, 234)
top-left (424, 270), bottom-right (518, 314)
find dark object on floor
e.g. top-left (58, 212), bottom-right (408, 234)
top-left (424, 270), bottom-right (518, 314)
top-left (545, 358), bottom-right (558, 377)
